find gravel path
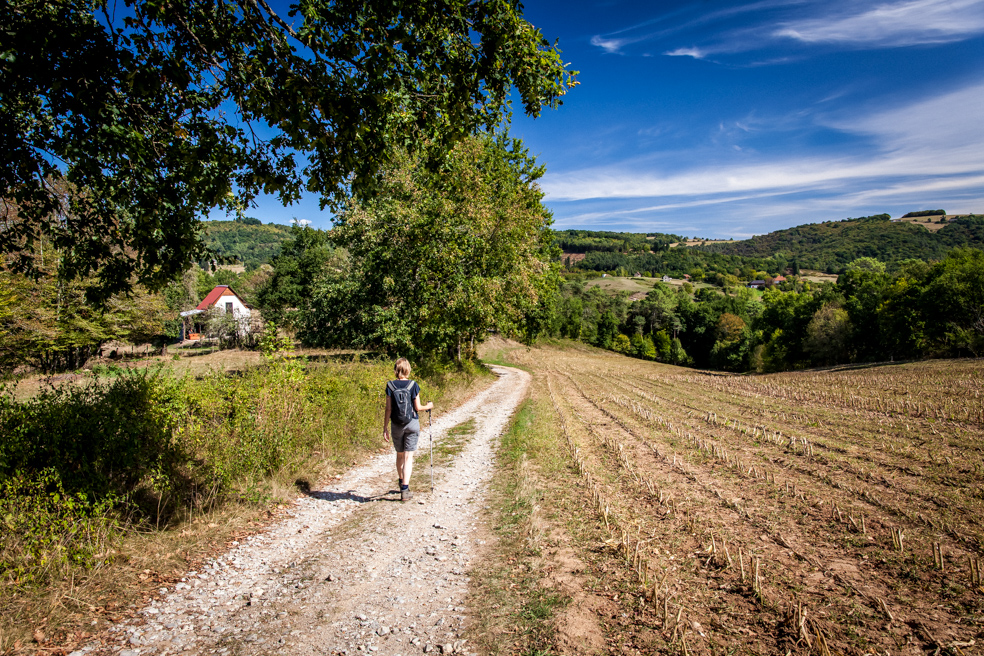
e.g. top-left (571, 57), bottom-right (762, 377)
top-left (78, 365), bottom-right (530, 656)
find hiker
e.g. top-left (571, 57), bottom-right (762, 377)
top-left (383, 357), bottom-right (433, 501)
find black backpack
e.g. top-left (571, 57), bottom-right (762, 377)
top-left (387, 380), bottom-right (416, 425)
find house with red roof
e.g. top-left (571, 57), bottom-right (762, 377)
top-left (196, 285), bottom-right (251, 317)
top-left (179, 285), bottom-right (252, 340)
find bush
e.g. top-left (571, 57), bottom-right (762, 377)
top-left (0, 470), bottom-right (119, 587)
top-left (0, 357), bottom-right (477, 587)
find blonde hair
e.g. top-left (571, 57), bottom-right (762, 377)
top-left (394, 357), bottom-right (411, 378)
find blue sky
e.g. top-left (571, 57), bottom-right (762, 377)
top-left (249, 0), bottom-right (984, 238)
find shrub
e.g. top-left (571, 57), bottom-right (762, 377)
top-left (0, 356), bottom-right (475, 587)
top-left (0, 470), bottom-right (119, 587)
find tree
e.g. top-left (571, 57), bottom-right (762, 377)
top-left (596, 310), bottom-right (619, 350)
top-left (612, 334), bottom-right (632, 354)
top-left (0, 264), bottom-right (170, 373)
top-left (256, 226), bottom-right (342, 333)
top-left (921, 248), bottom-right (984, 355)
top-left (1, 0), bottom-right (576, 300)
top-left (803, 304), bottom-right (852, 366)
top-left (669, 337), bottom-right (689, 365)
top-left (653, 330), bottom-right (671, 361)
top-left (847, 257), bottom-right (886, 273)
top-left (302, 134), bottom-right (556, 360)
top-left (715, 313), bottom-right (746, 342)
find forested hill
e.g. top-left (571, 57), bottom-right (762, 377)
top-left (203, 219), bottom-right (295, 268)
top-left (701, 214), bottom-right (984, 272)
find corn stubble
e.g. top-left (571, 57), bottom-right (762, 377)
top-left (505, 343), bottom-right (984, 655)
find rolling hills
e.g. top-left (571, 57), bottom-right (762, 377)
top-left (202, 219), bottom-right (295, 268)
top-left (700, 213), bottom-right (984, 272)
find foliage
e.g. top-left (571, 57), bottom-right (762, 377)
top-left (202, 221), bottom-right (294, 269)
top-left (258, 323), bottom-right (294, 359)
top-left (0, 469), bottom-right (119, 586)
top-left (0, 259), bottom-right (171, 373)
top-left (2, 0), bottom-right (576, 300)
top-left (803, 304), bottom-right (852, 366)
top-left (702, 214), bottom-right (984, 273)
top-left (302, 134), bottom-right (557, 360)
top-left (0, 357), bottom-right (481, 587)
top-left (554, 229), bottom-right (680, 254)
top-left (256, 226), bottom-right (343, 333)
top-left (902, 210), bottom-right (945, 217)
top-left (534, 244), bottom-right (984, 372)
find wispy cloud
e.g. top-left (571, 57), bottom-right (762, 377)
top-left (774, 0), bottom-right (984, 46)
top-left (630, 0), bottom-right (984, 62)
top-left (590, 35), bottom-right (627, 54)
top-left (665, 47), bottom-right (707, 58)
top-left (541, 82), bottom-right (984, 206)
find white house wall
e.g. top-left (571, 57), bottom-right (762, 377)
top-left (217, 292), bottom-right (251, 317)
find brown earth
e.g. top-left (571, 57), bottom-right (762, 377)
top-left (497, 343), bottom-right (984, 655)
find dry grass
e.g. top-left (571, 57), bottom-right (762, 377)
top-left (3, 346), bottom-right (368, 402)
top-left (896, 216), bottom-right (949, 232)
top-left (799, 269), bottom-right (839, 283)
top-left (585, 276), bottom-right (659, 295)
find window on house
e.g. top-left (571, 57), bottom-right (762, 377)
top-left (226, 302), bottom-right (233, 313)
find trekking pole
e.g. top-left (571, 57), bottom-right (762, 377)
top-left (429, 409), bottom-right (434, 494)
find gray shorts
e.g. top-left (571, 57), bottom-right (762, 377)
top-left (391, 418), bottom-right (420, 452)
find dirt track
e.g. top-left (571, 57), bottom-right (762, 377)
top-left (78, 365), bottom-right (530, 656)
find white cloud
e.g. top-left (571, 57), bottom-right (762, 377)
top-left (665, 46), bottom-right (706, 58)
top-left (589, 35), bottom-right (626, 53)
top-left (774, 0), bottom-right (984, 46)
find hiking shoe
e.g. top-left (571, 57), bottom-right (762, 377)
top-left (401, 489), bottom-right (413, 501)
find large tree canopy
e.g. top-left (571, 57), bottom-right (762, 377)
top-left (0, 0), bottom-right (576, 300)
top-left (301, 133), bottom-right (556, 359)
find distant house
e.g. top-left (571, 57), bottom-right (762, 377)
top-left (683, 274), bottom-right (691, 280)
top-left (197, 285), bottom-right (251, 317)
top-left (180, 285), bottom-right (252, 340)
top-left (773, 275), bottom-right (786, 283)
top-left (661, 275), bottom-right (673, 282)
top-left (747, 280), bottom-right (767, 289)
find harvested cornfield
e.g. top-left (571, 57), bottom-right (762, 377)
top-left (507, 343), bottom-right (983, 655)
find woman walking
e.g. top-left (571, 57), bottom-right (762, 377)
top-left (383, 358), bottom-right (433, 501)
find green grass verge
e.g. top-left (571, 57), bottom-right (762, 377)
top-left (470, 391), bottom-right (571, 655)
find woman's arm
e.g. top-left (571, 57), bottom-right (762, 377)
top-left (383, 395), bottom-right (392, 437)
top-left (413, 395), bottom-right (434, 412)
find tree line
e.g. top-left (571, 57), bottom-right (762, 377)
top-left (4, 206), bottom-right (982, 375)
top-left (537, 250), bottom-right (984, 371)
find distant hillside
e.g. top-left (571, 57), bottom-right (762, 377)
top-left (554, 229), bottom-right (683, 253)
top-left (203, 220), bottom-right (295, 268)
top-left (701, 214), bottom-right (984, 272)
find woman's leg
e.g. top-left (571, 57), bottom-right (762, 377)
top-left (396, 451), bottom-right (406, 483)
top-left (402, 451), bottom-right (414, 486)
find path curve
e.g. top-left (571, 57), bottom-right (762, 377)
top-left (82, 365), bottom-right (530, 656)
